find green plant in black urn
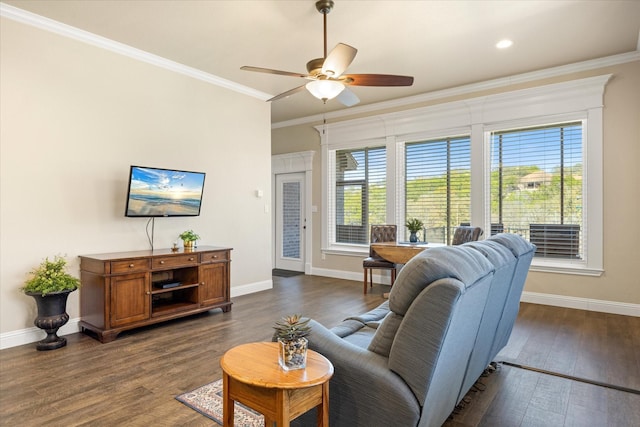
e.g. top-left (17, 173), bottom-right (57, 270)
top-left (21, 256), bottom-right (80, 351)
top-left (273, 314), bottom-right (311, 371)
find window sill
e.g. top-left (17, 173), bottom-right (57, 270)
top-left (322, 244), bottom-right (369, 258)
top-left (530, 261), bottom-right (603, 277)
top-left (323, 244), bottom-right (604, 276)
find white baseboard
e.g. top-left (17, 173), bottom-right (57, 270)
top-left (521, 291), bottom-right (640, 317)
top-left (0, 318), bottom-right (81, 350)
top-left (0, 279), bottom-right (273, 350)
top-left (230, 280), bottom-right (273, 297)
top-left (310, 266), bottom-right (393, 285)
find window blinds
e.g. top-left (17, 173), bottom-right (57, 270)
top-left (405, 137), bottom-right (471, 244)
top-left (335, 147), bottom-right (386, 244)
top-left (489, 122), bottom-right (583, 259)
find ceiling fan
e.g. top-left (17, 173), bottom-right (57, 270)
top-left (241, 0), bottom-right (414, 106)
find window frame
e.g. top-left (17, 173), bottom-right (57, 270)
top-left (319, 75), bottom-right (608, 275)
top-left (401, 134), bottom-right (472, 244)
top-left (484, 117), bottom-right (588, 266)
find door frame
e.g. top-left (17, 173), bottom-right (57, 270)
top-left (272, 151), bottom-right (314, 274)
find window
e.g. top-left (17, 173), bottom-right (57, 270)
top-left (335, 147), bottom-right (386, 244)
top-left (489, 122), bottom-right (584, 260)
top-left (319, 75), bottom-right (606, 274)
top-left (405, 136), bottom-right (471, 244)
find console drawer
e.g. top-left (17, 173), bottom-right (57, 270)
top-left (152, 254), bottom-right (198, 270)
top-left (111, 259), bottom-right (150, 274)
top-left (200, 251), bottom-right (229, 263)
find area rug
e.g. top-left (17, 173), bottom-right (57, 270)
top-left (176, 379), bottom-right (264, 426)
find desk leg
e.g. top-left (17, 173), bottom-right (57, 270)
top-left (317, 381), bottom-right (329, 427)
top-left (222, 372), bottom-right (234, 427)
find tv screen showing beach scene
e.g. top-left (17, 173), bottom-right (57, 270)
top-left (125, 166), bottom-right (206, 217)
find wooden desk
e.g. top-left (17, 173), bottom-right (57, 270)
top-left (370, 242), bottom-right (431, 264)
top-left (220, 342), bottom-right (334, 427)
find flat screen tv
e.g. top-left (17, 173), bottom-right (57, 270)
top-left (125, 166), bottom-right (206, 217)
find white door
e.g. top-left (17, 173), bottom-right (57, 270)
top-left (275, 173), bottom-right (305, 272)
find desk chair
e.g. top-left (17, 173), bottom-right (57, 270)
top-left (363, 225), bottom-right (397, 294)
top-left (452, 226), bottom-right (483, 245)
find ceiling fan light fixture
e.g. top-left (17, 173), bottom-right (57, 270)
top-left (306, 79), bottom-right (345, 101)
top-left (496, 39), bottom-right (513, 49)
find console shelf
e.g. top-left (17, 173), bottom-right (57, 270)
top-left (79, 246), bottom-right (232, 343)
top-left (150, 282), bottom-right (199, 294)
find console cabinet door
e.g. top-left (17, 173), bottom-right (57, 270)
top-left (199, 262), bottom-right (228, 307)
top-left (109, 272), bottom-right (150, 327)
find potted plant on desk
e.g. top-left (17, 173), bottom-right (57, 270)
top-left (21, 256), bottom-right (80, 351)
top-left (405, 218), bottom-right (424, 243)
top-left (274, 314), bottom-right (311, 371)
top-left (179, 230), bottom-right (200, 250)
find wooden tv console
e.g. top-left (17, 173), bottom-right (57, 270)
top-left (79, 246), bottom-right (232, 343)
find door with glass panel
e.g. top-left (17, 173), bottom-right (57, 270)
top-left (275, 173), bottom-right (305, 272)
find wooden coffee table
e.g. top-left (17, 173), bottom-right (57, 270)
top-left (220, 341), bottom-right (334, 427)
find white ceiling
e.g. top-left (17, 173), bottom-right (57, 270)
top-left (4, 0), bottom-right (640, 124)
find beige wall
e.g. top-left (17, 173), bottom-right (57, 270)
top-left (0, 18), bottom-right (273, 336)
top-left (272, 60), bottom-right (640, 307)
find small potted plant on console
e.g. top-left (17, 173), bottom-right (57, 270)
top-left (273, 314), bottom-right (311, 371)
top-left (179, 229), bottom-right (200, 250)
top-left (21, 255), bottom-right (80, 351)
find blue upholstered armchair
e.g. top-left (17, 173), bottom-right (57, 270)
top-left (295, 234), bottom-right (535, 427)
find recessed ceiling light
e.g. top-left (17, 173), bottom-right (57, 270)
top-left (496, 39), bottom-right (513, 49)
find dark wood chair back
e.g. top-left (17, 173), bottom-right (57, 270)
top-left (452, 226), bottom-right (483, 245)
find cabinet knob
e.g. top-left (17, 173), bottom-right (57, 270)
top-left (201, 282), bottom-right (205, 285)
top-left (129, 264), bottom-right (134, 268)
top-left (189, 257), bottom-right (194, 261)
top-left (159, 260), bottom-right (165, 264)
top-left (146, 291), bottom-right (151, 295)
top-left (213, 255), bottom-right (218, 259)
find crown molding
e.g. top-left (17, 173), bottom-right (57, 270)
top-left (273, 50), bottom-right (639, 129)
top-left (2, 2), bottom-right (637, 127)
top-left (0, 2), bottom-right (271, 101)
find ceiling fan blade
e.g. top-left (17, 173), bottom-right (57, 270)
top-left (336, 87), bottom-right (360, 107)
top-left (241, 66), bottom-right (308, 79)
top-left (267, 84), bottom-right (307, 102)
top-left (321, 43), bottom-right (357, 77)
top-left (342, 74), bottom-right (414, 87)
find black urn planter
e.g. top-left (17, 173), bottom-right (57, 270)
top-left (26, 289), bottom-right (74, 351)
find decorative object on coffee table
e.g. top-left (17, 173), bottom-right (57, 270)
top-left (21, 256), bottom-right (79, 351)
top-left (273, 314), bottom-right (311, 371)
top-left (179, 229), bottom-right (200, 249)
top-left (405, 217), bottom-right (424, 243)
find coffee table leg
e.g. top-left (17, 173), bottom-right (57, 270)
top-left (317, 382), bottom-right (329, 427)
top-left (222, 372), bottom-right (234, 427)
top-left (275, 389), bottom-right (290, 427)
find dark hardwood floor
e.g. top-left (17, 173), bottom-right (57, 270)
top-left (1, 275), bottom-right (638, 426)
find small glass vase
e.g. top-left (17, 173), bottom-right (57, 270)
top-left (409, 231), bottom-right (418, 242)
top-left (278, 337), bottom-right (308, 371)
